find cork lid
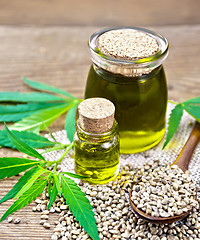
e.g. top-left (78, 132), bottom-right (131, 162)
top-left (97, 29), bottom-right (159, 60)
top-left (89, 27), bottom-right (168, 77)
top-left (78, 98), bottom-right (115, 133)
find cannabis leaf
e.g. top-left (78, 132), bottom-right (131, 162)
top-left (0, 158), bottom-right (39, 179)
top-left (0, 102), bottom-right (62, 122)
top-left (23, 77), bottom-right (76, 99)
top-left (61, 175), bottom-right (99, 240)
top-left (163, 104), bottom-right (183, 149)
top-left (10, 103), bottom-right (72, 133)
top-left (47, 181), bottom-right (58, 210)
top-left (65, 101), bottom-right (79, 142)
top-left (0, 78), bottom-right (81, 149)
top-left (61, 172), bottom-right (89, 179)
top-left (14, 167), bottom-right (48, 199)
top-left (5, 123), bottom-right (45, 160)
top-left (0, 130), bottom-right (55, 149)
top-left (0, 124), bottom-right (99, 239)
top-left (0, 92), bottom-right (66, 102)
top-left (53, 173), bottom-right (62, 197)
top-left (0, 166), bottom-right (39, 204)
top-left (183, 96), bottom-right (200, 104)
top-left (163, 96), bottom-right (200, 149)
top-left (0, 178), bottom-right (48, 221)
top-left (48, 178), bottom-right (52, 197)
top-left (182, 97), bottom-right (200, 121)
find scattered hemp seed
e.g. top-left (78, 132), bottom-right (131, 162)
top-left (7, 217), bottom-right (13, 223)
top-left (40, 220), bottom-right (46, 225)
top-left (43, 222), bottom-right (51, 229)
top-left (33, 160), bottom-right (200, 239)
top-left (14, 218), bottom-right (20, 224)
top-left (32, 207), bottom-right (37, 212)
top-left (41, 215), bottom-right (49, 220)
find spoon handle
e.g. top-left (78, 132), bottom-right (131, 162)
top-left (172, 121), bottom-right (200, 172)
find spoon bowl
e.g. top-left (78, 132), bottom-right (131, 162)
top-left (129, 121), bottom-right (200, 224)
top-left (129, 186), bottom-right (192, 224)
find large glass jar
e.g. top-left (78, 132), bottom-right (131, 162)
top-left (85, 27), bottom-right (169, 154)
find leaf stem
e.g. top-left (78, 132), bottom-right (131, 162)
top-left (56, 142), bottom-right (74, 164)
top-left (41, 143), bottom-right (70, 154)
top-left (45, 142), bottom-right (74, 171)
top-left (55, 142), bottom-right (73, 170)
top-left (168, 100), bottom-right (178, 105)
top-left (42, 122), bottom-right (57, 143)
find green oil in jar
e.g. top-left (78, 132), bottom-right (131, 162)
top-left (74, 98), bottom-right (120, 184)
top-left (85, 27), bottom-right (169, 153)
top-left (85, 65), bottom-right (168, 153)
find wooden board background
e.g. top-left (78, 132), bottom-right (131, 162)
top-left (0, 0), bottom-right (199, 26)
top-left (0, 0), bottom-right (200, 239)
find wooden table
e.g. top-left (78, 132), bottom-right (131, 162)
top-left (0, 3), bottom-right (200, 238)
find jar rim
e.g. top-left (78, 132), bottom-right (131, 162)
top-left (89, 27), bottom-right (169, 70)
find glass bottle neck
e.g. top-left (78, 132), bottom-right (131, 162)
top-left (76, 119), bottom-right (118, 141)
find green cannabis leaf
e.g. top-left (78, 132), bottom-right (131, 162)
top-left (0, 158), bottom-right (40, 179)
top-left (0, 166), bottom-right (39, 204)
top-left (163, 97), bottom-right (200, 149)
top-left (0, 129), bottom-right (56, 149)
top-left (0, 78), bottom-right (82, 149)
top-left (0, 102), bottom-right (62, 122)
top-left (65, 101), bottom-right (79, 142)
top-left (48, 177), bottom-right (52, 197)
top-left (14, 167), bottom-right (48, 199)
top-left (0, 124), bottom-right (99, 240)
top-left (163, 104), bottom-right (183, 149)
top-left (9, 103), bottom-right (73, 133)
top-left (5, 123), bottom-right (45, 160)
top-left (61, 175), bottom-right (100, 240)
top-left (0, 92), bottom-right (66, 102)
top-left (61, 172), bottom-right (89, 179)
top-left (23, 77), bottom-right (76, 99)
top-left (182, 97), bottom-right (200, 121)
top-left (53, 173), bottom-right (62, 197)
top-left (47, 181), bottom-right (58, 210)
top-left (1, 178), bottom-right (49, 221)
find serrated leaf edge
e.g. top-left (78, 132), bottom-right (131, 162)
top-left (61, 175), bottom-right (99, 240)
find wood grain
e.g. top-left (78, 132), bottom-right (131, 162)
top-left (0, 0), bottom-right (199, 26)
top-left (0, 24), bottom-right (200, 239)
top-left (0, 25), bottom-right (199, 102)
top-left (0, 176), bottom-right (59, 240)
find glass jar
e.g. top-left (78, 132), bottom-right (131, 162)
top-left (74, 120), bottom-right (119, 184)
top-left (85, 27), bottom-right (169, 154)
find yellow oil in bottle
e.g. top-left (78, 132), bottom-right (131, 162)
top-left (74, 98), bottom-right (120, 184)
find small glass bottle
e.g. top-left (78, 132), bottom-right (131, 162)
top-left (74, 98), bottom-right (119, 184)
top-left (85, 27), bottom-right (169, 154)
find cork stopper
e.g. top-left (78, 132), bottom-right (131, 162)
top-left (98, 29), bottom-right (159, 60)
top-left (95, 28), bottom-right (159, 76)
top-left (78, 98), bottom-right (115, 133)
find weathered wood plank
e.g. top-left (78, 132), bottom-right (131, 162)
top-left (0, 0), bottom-right (199, 26)
top-left (0, 177), bottom-right (58, 240)
top-left (0, 25), bottom-right (199, 103)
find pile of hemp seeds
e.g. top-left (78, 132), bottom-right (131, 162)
top-left (131, 164), bottom-right (198, 218)
top-left (32, 159), bottom-right (200, 240)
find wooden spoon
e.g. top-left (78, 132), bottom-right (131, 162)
top-left (129, 121), bottom-right (200, 224)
